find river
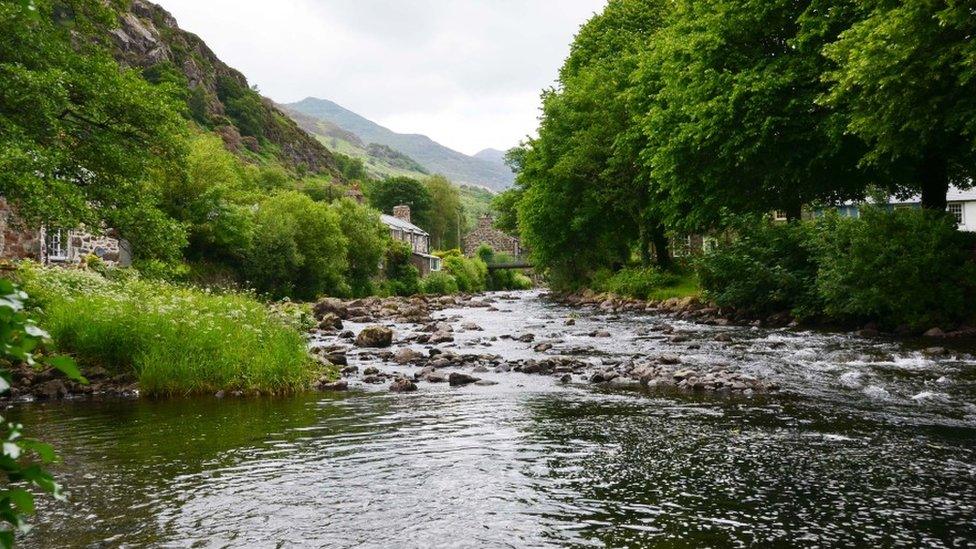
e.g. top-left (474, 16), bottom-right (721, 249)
top-left (14, 290), bottom-right (976, 547)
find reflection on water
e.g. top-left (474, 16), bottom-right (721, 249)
top-left (14, 292), bottom-right (976, 548)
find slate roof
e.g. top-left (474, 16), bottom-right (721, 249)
top-left (380, 214), bottom-right (428, 236)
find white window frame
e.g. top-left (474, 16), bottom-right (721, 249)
top-left (45, 228), bottom-right (71, 262)
top-left (947, 203), bottom-right (964, 226)
top-left (772, 210), bottom-right (788, 221)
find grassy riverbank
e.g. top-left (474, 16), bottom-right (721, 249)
top-left (589, 267), bottom-right (701, 302)
top-left (17, 264), bottom-right (317, 397)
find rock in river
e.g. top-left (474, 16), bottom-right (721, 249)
top-left (314, 297), bottom-right (348, 320)
top-left (356, 326), bottom-right (394, 348)
top-left (390, 378), bottom-right (418, 393)
top-left (449, 372), bottom-right (480, 386)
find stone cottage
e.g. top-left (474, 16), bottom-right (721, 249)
top-left (463, 214), bottom-right (521, 257)
top-left (0, 198), bottom-right (130, 266)
top-left (380, 205), bottom-right (442, 276)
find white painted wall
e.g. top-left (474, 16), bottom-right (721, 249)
top-left (957, 201), bottom-right (976, 232)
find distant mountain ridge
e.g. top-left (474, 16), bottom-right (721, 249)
top-left (474, 148), bottom-right (508, 165)
top-left (286, 98), bottom-right (514, 191)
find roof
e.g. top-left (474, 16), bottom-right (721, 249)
top-left (841, 184), bottom-right (976, 206)
top-left (380, 214), bottom-right (428, 236)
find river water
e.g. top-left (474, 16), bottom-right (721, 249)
top-left (14, 291), bottom-right (976, 547)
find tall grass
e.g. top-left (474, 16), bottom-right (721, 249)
top-left (18, 264), bottom-right (315, 396)
top-left (591, 267), bottom-right (700, 301)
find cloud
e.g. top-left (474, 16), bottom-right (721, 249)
top-left (154, 0), bottom-right (606, 154)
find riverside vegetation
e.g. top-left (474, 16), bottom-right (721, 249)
top-left (495, 0), bottom-right (976, 332)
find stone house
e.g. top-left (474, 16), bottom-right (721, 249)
top-left (380, 205), bottom-right (442, 276)
top-left (463, 214), bottom-right (521, 257)
top-left (0, 198), bottom-right (131, 267)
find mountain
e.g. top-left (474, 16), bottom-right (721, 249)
top-left (281, 104), bottom-right (430, 180)
top-left (474, 148), bottom-right (508, 165)
top-left (108, 1), bottom-right (340, 177)
top-left (286, 98), bottom-right (515, 191)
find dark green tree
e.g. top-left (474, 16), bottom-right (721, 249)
top-left (640, 0), bottom-right (867, 229)
top-left (366, 176), bottom-right (434, 231)
top-left (822, 0), bottom-right (976, 210)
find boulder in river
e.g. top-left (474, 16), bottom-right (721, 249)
top-left (318, 380), bottom-right (349, 392)
top-left (318, 313), bottom-right (343, 331)
top-left (356, 326), bottom-right (394, 348)
top-left (314, 298), bottom-right (348, 320)
top-left (390, 378), bottom-right (418, 393)
top-left (449, 372), bottom-right (480, 386)
top-left (517, 333), bottom-right (536, 343)
top-left (394, 348), bottom-right (423, 365)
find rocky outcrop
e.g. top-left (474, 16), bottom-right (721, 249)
top-left (108, 1), bottom-right (341, 176)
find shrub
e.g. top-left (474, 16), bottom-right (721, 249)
top-left (421, 271), bottom-right (459, 295)
top-left (332, 198), bottom-right (388, 297)
top-left (810, 207), bottom-right (976, 329)
top-left (384, 240), bottom-right (421, 296)
top-left (245, 191), bottom-right (348, 299)
top-left (17, 264), bottom-right (316, 396)
top-left (697, 220), bottom-right (819, 316)
top-left (438, 249), bottom-right (487, 293)
top-left (591, 267), bottom-right (681, 300)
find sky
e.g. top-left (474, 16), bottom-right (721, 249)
top-left (154, 0), bottom-right (607, 156)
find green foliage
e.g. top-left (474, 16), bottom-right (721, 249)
top-left (810, 208), bottom-right (975, 330)
top-left (332, 198), bottom-right (388, 297)
top-left (822, 0), bottom-right (976, 207)
top-left (18, 265), bottom-right (314, 396)
top-left (216, 75), bottom-right (269, 140)
top-left (438, 249), bottom-right (488, 293)
top-left (425, 175), bottom-right (464, 249)
top-left (591, 267), bottom-right (682, 300)
top-left (0, 278), bottom-right (85, 548)
top-left (245, 192), bottom-right (348, 300)
top-left (698, 220), bottom-right (820, 317)
top-left (490, 188), bottom-right (521, 235)
top-left (0, 0), bottom-right (188, 245)
top-left (421, 272), bottom-right (459, 295)
top-left (383, 241), bottom-right (421, 296)
top-left (366, 176), bottom-right (434, 231)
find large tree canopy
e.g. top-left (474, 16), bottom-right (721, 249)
top-left (0, 0), bottom-right (187, 235)
top-left (639, 0), bottom-right (867, 230)
top-left (822, 0), bottom-right (976, 210)
top-left (366, 176), bottom-right (434, 231)
top-left (515, 0), bottom-right (671, 283)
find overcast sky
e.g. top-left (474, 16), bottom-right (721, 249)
top-left (154, 0), bottom-right (606, 155)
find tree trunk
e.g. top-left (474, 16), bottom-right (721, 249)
top-left (651, 223), bottom-right (671, 270)
top-left (919, 151), bottom-right (949, 211)
top-left (638, 224), bottom-right (652, 267)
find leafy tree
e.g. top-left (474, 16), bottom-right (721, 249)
top-left (640, 0), bottom-right (866, 229)
top-left (490, 188), bottom-right (522, 235)
top-left (822, 0), bottom-right (976, 210)
top-left (332, 198), bottom-right (389, 296)
top-left (245, 192), bottom-right (348, 299)
top-left (515, 0), bottom-right (671, 285)
top-left (367, 176), bottom-right (434, 231)
top-left (0, 0), bottom-right (188, 238)
top-left (424, 175), bottom-right (464, 249)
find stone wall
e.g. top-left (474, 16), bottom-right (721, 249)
top-left (0, 198), bottom-right (128, 266)
top-left (463, 215), bottom-right (521, 257)
top-left (0, 199), bottom-right (41, 261)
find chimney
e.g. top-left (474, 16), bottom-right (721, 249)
top-left (393, 205), bottom-right (411, 223)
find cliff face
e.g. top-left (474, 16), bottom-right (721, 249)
top-left (108, 1), bottom-right (340, 177)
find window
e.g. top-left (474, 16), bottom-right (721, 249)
top-left (45, 228), bottom-right (70, 261)
top-left (773, 210), bottom-right (788, 221)
top-left (948, 203), bottom-right (964, 226)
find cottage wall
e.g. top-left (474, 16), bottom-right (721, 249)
top-left (463, 215), bottom-right (521, 257)
top-left (0, 199), bottom-right (42, 261)
top-left (0, 198), bottom-right (126, 266)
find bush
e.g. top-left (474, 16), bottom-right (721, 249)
top-left (421, 271), bottom-right (459, 295)
top-left (17, 264), bottom-right (315, 396)
top-left (384, 240), bottom-right (421, 296)
top-left (332, 198), bottom-right (388, 297)
top-left (438, 249), bottom-right (488, 293)
top-left (245, 191), bottom-right (348, 299)
top-left (591, 267), bottom-right (681, 300)
top-left (810, 207), bottom-right (976, 329)
top-left (697, 220), bottom-right (819, 317)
